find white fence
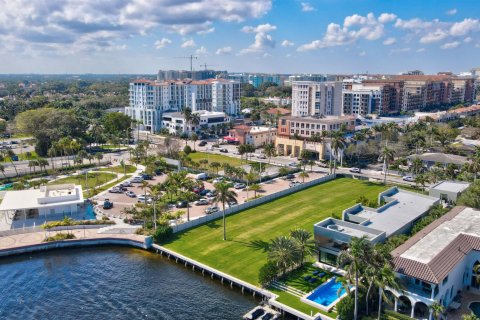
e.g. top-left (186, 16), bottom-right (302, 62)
top-left (172, 174), bottom-right (336, 233)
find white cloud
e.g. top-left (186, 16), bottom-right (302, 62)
top-left (195, 46), bottom-right (208, 55)
top-left (301, 2), bottom-right (314, 12)
top-left (240, 23), bottom-right (276, 54)
top-left (0, 0), bottom-right (272, 54)
top-left (358, 51), bottom-right (366, 56)
top-left (216, 46), bottom-right (233, 55)
top-left (464, 37), bottom-right (472, 43)
top-left (281, 40), bottom-right (294, 47)
top-left (417, 48), bottom-right (426, 52)
top-left (197, 27), bottom-right (215, 35)
top-left (181, 39), bottom-right (196, 48)
top-left (389, 47), bottom-right (411, 55)
top-left (441, 41), bottom-right (460, 49)
top-left (154, 38), bottom-right (171, 49)
top-left (382, 37), bottom-right (396, 45)
top-left (378, 13), bottom-right (397, 24)
top-left (446, 8), bottom-right (457, 16)
top-left (450, 19), bottom-right (480, 36)
top-left (420, 29), bottom-right (449, 43)
top-left (394, 18), bottom-right (433, 30)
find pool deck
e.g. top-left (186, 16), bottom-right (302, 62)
top-left (447, 291), bottom-right (480, 320)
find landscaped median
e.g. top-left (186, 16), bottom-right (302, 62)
top-left (163, 178), bottom-right (387, 318)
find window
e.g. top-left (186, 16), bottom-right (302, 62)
top-left (442, 275), bottom-right (449, 285)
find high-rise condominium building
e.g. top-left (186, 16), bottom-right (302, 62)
top-left (125, 78), bottom-right (240, 132)
top-left (342, 84), bottom-right (383, 116)
top-left (291, 81), bottom-right (343, 117)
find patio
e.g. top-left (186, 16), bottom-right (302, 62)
top-left (447, 290), bottom-right (480, 320)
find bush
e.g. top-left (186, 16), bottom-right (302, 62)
top-left (44, 233), bottom-right (76, 242)
top-left (152, 224), bottom-right (173, 244)
top-left (337, 294), bottom-right (355, 320)
top-left (258, 261), bottom-right (279, 287)
top-left (42, 217), bottom-right (114, 229)
top-left (183, 145), bottom-right (192, 155)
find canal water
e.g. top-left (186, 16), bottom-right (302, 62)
top-left (0, 246), bottom-right (258, 319)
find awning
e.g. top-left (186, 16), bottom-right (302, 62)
top-left (224, 136), bottom-right (239, 142)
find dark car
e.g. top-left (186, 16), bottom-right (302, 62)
top-left (251, 309), bottom-right (265, 319)
top-left (176, 201), bottom-right (189, 208)
top-left (198, 140), bottom-right (207, 146)
top-left (141, 173), bottom-right (153, 180)
top-left (193, 186), bottom-right (205, 193)
top-left (103, 199), bottom-right (113, 209)
top-left (285, 173), bottom-right (295, 180)
top-left (154, 168), bottom-right (163, 175)
top-left (199, 189), bottom-right (211, 196)
top-left (219, 148), bottom-right (228, 153)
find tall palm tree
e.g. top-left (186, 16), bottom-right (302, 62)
top-left (213, 182), bottom-right (237, 241)
top-left (248, 183), bottom-right (261, 198)
top-left (190, 132), bottom-right (198, 151)
top-left (415, 174), bottom-right (430, 191)
top-left (264, 143), bottom-right (276, 164)
top-left (139, 181), bottom-right (150, 228)
top-left (330, 131), bottom-right (346, 174)
top-left (376, 264), bottom-right (400, 320)
top-left (381, 146), bottom-right (395, 185)
top-left (337, 236), bottom-right (372, 320)
top-left (430, 302), bottom-right (445, 320)
top-left (268, 236), bottom-right (301, 276)
top-left (290, 229), bottom-right (315, 266)
top-left (298, 171), bottom-right (309, 183)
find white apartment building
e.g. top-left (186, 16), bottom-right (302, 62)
top-left (125, 79), bottom-right (240, 132)
top-left (343, 84), bottom-right (383, 116)
top-left (161, 110), bottom-right (230, 135)
top-left (291, 81), bottom-right (343, 117)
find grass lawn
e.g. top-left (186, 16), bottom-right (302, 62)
top-left (278, 264), bottom-right (334, 293)
top-left (187, 152), bottom-right (251, 167)
top-left (268, 288), bottom-right (337, 318)
top-left (98, 165), bottom-right (137, 174)
top-left (164, 178), bottom-right (386, 285)
top-left (51, 172), bottom-right (117, 190)
top-left (2, 151), bottom-right (39, 162)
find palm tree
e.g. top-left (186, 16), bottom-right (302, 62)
top-left (298, 171), bottom-right (309, 183)
top-left (38, 159), bottom-right (49, 173)
top-left (411, 158), bottom-right (424, 175)
top-left (182, 107), bottom-right (193, 130)
top-left (95, 152), bottom-right (103, 165)
top-left (190, 132), bottom-right (198, 151)
top-left (337, 236), bottom-right (372, 320)
top-left (469, 155), bottom-right (480, 183)
top-left (290, 229), bottom-right (315, 266)
top-left (139, 181), bottom-right (150, 228)
top-left (148, 185), bottom-right (161, 230)
top-left (376, 264), bottom-right (400, 320)
top-left (381, 146), bottom-right (395, 185)
top-left (430, 302), bottom-right (445, 320)
top-left (264, 143), bottom-right (276, 164)
top-left (183, 190), bottom-right (197, 222)
top-left (237, 144), bottom-right (247, 164)
top-left (330, 131), bottom-right (346, 174)
top-left (268, 236), bottom-right (301, 276)
top-left (248, 183), bottom-right (262, 198)
top-left (213, 182), bottom-right (237, 241)
top-left (0, 164), bottom-right (5, 178)
top-left (415, 174), bottom-right (430, 191)
top-left (209, 161), bottom-right (221, 175)
top-left (5, 150), bottom-right (18, 176)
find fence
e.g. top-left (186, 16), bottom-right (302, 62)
top-left (172, 173), bottom-right (336, 233)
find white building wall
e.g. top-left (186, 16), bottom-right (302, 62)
top-left (292, 81), bottom-right (343, 117)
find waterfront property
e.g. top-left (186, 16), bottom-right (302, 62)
top-left (314, 187), bottom-right (439, 265)
top-left (429, 181), bottom-right (470, 203)
top-left (389, 206), bottom-right (480, 319)
top-left (0, 184), bottom-right (87, 230)
top-left (301, 276), bottom-right (349, 312)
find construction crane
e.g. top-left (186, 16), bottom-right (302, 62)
top-left (175, 55), bottom-right (198, 72)
top-left (200, 63), bottom-right (216, 71)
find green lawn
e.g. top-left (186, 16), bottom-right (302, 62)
top-left (51, 172), bottom-right (117, 190)
top-left (187, 152), bottom-right (250, 167)
top-left (164, 178), bottom-right (386, 285)
top-left (2, 151), bottom-right (39, 162)
top-left (98, 165), bottom-right (137, 174)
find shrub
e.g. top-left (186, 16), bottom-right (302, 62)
top-left (44, 233), bottom-right (76, 242)
top-left (258, 261), bottom-right (279, 287)
top-left (152, 224), bottom-right (173, 244)
top-left (183, 145), bottom-right (192, 155)
top-left (42, 218), bottom-right (114, 229)
top-left (337, 294), bottom-right (355, 320)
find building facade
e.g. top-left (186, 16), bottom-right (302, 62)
top-left (161, 110), bottom-right (230, 135)
top-left (126, 78), bottom-right (240, 132)
top-left (291, 81), bottom-right (343, 117)
top-left (226, 125), bottom-right (277, 147)
top-left (342, 84), bottom-right (383, 116)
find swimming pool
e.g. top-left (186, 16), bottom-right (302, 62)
top-left (469, 301), bottom-right (480, 317)
top-left (301, 277), bottom-right (349, 311)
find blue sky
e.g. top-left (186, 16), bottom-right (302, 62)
top-left (0, 0), bottom-right (479, 74)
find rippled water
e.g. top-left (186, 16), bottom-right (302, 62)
top-left (0, 247), bottom-right (258, 319)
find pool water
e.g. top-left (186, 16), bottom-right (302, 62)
top-left (469, 302), bottom-right (480, 317)
top-left (85, 203), bottom-right (96, 220)
top-left (306, 277), bottom-right (346, 307)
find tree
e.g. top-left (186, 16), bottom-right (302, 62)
top-left (376, 264), bottom-right (399, 320)
top-left (415, 174), bottom-right (430, 191)
top-left (381, 147), bottom-right (395, 185)
top-left (190, 132), bottom-right (198, 151)
top-left (264, 143), bottom-right (276, 164)
top-left (278, 166), bottom-right (289, 177)
top-left (290, 229), bottom-right (315, 266)
top-left (337, 236), bottom-right (373, 320)
top-left (248, 183), bottom-right (262, 198)
top-left (209, 161), bottom-right (221, 175)
top-left (298, 171), bottom-right (309, 183)
top-left (463, 312), bottom-right (480, 320)
top-left (213, 182), bottom-right (237, 241)
top-left (95, 152), bottom-right (103, 165)
top-left (330, 131), bottom-right (346, 174)
top-left (183, 190), bottom-right (197, 222)
top-left (0, 164), bottom-right (5, 178)
top-left (430, 302), bottom-right (445, 320)
top-left (258, 261), bottom-right (279, 287)
top-left (268, 236), bottom-right (301, 276)
top-left (411, 158), bottom-right (424, 175)
top-left (102, 112), bottom-right (132, 136)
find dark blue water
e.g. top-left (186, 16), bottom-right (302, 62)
top-left (0, 247), bottom-right (258, 319)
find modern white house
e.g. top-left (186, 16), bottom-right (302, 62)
top-left (0, 184), bottom-right (85, 230)
top-left (390, 206), bottom-right (480, 319)
top-left (314, 187), bottom-right (439, 265)
top-left (161, 110), bottom-right (231, 135)
top-left (429, 181), bottom-right (470, 203)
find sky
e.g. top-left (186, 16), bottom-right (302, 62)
top-left (0, 0), bottom-right (479, 74)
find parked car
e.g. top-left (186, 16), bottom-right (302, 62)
top-left (219, 148), bottom-right (228, 153)
top-left (349, 167), bottom-right (361, 173)
top-left (120, 181), bottom-right (132, 187)
top-left (198, 140), bottom-right (207, 147)
top-left (138, 194), bottom-right (152, 202)
top-left (154, 168), bottom-right (163, 175)
top-left (403, 175), bottom-right (415, 182)
top-left (289, 181), bottom-right (302, 188)
top-left (131, 176), bottom-right (144, 183)
top-left (205, 206), bottom-right (220, 214)
top-left (192, 185), bottom-right (205, 193)
top-left (176, 200), bottom-right (189, 208)
top-left (199, 189), bottom-right (211, 196)
top-left (195, 198), bottom-right (209, 206)
top-left (195, 172), bottom-right (209, 180)
top-left (109, 187), bottom-right (122, 193)
top-left (227, 199), bottom-right (238, 206)
top-left (288, 162), bottom-right (298, 167)
top-left (103, 199), bottom-right (113, 209)
top-left (212, 177), bottom-right (224, 184)
top-left (206, 190), bottom-right (217, 197)
top-left (256, 154), bottom-right (266, 159)
top-left (234, 183), bottom-right (246, 189)
top-left (251, 308), bottom-right (265, 319)
top-left (284, 173), bottom-right (295, 180)
top-left (141, 173), bottom-right (153, 180)
top-left (125, 191), bottom-right (136, 198)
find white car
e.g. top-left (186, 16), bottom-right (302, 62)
top-left (403, 175), bottom-right (415, 182)
top-left (289, 181), bottom-right (302, 188)
top-left (195, 198), bottom-right (210, 206)
top-left (131, 176), bottom-right (144, 183)
top-left (288, 162), bottom-right (298, 167)
top-left (256, 154), bottom-right (266, 159)
top-left (212, 177), bottom-right (224, 184)
top-left (234, 183), bottom-right (246, 189)
top-left (205, 206), bottom-right (220, 214)
top-left (349, 167), bottom-right (361, 173)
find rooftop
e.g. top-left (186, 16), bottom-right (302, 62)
top-left (392, 207), bottom-right (480, 284)
top-left (282, 115), bottom-right (355, 123)
top-left (430, 181), bottom-right (470, 194)
top-left (0, 184), bottom-right (84, 211)
top-left (407, 152), bottom-right (469, 165)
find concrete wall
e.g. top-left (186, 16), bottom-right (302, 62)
top-left (171, 174), bottom-right (336, 233)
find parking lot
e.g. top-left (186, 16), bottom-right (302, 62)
top-left (95, 169), bottom-right (328, 222)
